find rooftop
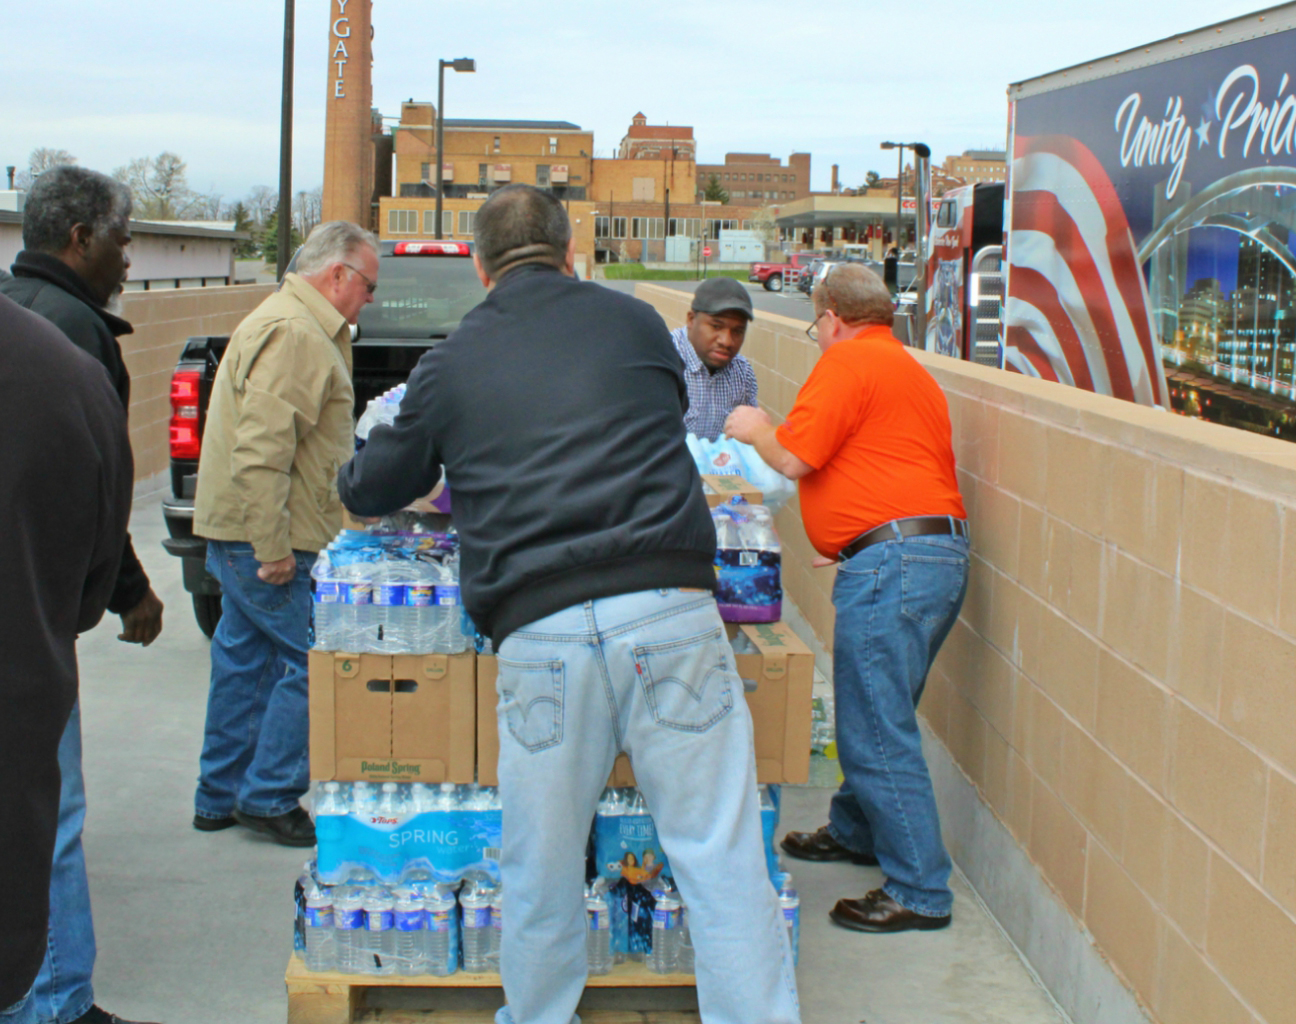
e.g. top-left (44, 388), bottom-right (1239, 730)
top-left (442, 119), bottom-right (583, 132)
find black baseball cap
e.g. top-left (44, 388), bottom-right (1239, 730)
top-left (691, 277), bottom-right (754, 321)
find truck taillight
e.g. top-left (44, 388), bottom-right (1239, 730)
top-left (169, 370), bottom-right (202, 460)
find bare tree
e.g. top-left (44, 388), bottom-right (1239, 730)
top-left (191, 191), bottom-right (226, 221)
top-left (243, 185), bottom-right (278, 226)
top-left (113, 152), bottom-right (198, 219)
top-left (292, 186), bottom-right (323, 237)
top-left (15, 147), bottom-right (77, 189)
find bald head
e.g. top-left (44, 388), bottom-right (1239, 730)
top-left (473, 184), bottom-right (572, 282)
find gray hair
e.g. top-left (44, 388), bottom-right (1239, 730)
top-left (295, 220), bottom-right (379, 276)
top-left (473, 184), bottom-right (570, 280)
top-left (22, 166), bottom-right (132, 253)
top-left (813, 263), bottom-right (895, 328)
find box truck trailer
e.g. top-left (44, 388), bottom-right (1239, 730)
top-left (925, 4), bottom-right (1296, 437)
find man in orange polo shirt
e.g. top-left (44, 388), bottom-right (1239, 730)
top-left (725, 263), bottom-right (968, 934)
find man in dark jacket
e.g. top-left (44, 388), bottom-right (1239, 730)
top-left (0, 166), bottom-right (163, 1024)
top-left (339, 185), bottom-right (799, 1024)
top-left (0, 293), bottom-right (133, 1024)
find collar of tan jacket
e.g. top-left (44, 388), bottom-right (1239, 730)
top-left (279, 272), bottom-right (349, 345)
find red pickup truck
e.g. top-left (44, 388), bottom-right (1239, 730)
top-left (748, 252), bottom-right (822, 292)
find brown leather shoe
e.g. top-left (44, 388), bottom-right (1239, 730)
top-left (780, 825), bottom-right (879, 865)
top-left (829, 889), bottom-right (951, 933)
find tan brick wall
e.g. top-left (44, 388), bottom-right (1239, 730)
top-left (377, 196), bottom-right (598, 275)
top-left (636, 283), bottom-right (1296, 1024)
top-left (118, 285), bottom-right (274, 483)
top-left (321, 0), bottom-right (374, 227)
top-left (590, 158), bottom-right (697, 205)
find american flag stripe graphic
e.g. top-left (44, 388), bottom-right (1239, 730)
top-left (1006, 134), bottom-right (1169, 407)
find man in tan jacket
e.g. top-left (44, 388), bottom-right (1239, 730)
top-left (192, 221), bottom-right (378, 846)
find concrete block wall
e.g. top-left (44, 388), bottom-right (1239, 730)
top-left (635, 283), bottom-right (1296, 1024)
top-left (118, 285), bottom-right (274, 483)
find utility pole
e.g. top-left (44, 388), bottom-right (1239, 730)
top-left (276, 0), bottom-right (294, 277)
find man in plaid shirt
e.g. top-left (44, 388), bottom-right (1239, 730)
top-left (670, 277), bottom-right (758, 440)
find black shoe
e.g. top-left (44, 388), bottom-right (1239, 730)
top-left (830, 889), bottom-right (952, 933)
top-left (780, 825), bottom-right (879, 865)
top-left (232, 806), bottom-right (316, 847)
top-left (70, 1005), bottom-right (162, 1024)
top-left (193, 812), bottom-right (238, 832)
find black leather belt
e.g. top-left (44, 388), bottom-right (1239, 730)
top-left (838, 516), bottom-right (969, 561)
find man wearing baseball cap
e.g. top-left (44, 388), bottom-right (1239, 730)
top-left (670, 277), bottom-right (758, 440)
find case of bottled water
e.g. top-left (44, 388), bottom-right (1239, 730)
top-left (712, 500), bottom-right (782, 623)
top-left (313, 781), bottom-right (502, 886)
top-left (310, 528), bottom-right (468, 654)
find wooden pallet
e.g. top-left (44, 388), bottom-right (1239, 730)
top-left (286, 954), bottom-right (698, 1024)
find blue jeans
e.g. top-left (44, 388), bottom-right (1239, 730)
top-left (0, 989), bottom-right (35, 1024)
top-left (494, 589), bottom-right (799, 1024)
top-left (194, 540), bottom-right (314, 820)
top-left (827, 528), bottom-right (969, 918)
top-left (31, 702), bottom-right (94, 1024)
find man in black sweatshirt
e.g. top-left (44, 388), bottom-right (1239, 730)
top-left (339, 185), bottom-right (799, 1024)
top-left (1, 165), bottom-right (163, 1024)
top-left (0, 293), bottom-right (133, 1024)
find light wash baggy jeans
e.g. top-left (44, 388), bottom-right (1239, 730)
top-left (493, 589), bottom-right (800, 1024)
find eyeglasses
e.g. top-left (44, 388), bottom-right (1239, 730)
top-left (806, 310), bottom-right (826, 342)
top-left (343, 264), bottom-right (378, 294)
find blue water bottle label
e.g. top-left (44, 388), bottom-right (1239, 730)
top-left (342, 583), bottom-right (372, 605)
top-left (335, 907), bottom-right (364, 930)
top-left (427, 908), bottom-right (452, 932)
top-left (466, 906), bottom-right (491, 929)
top-left (653, 907), bottom-right (677, 929)
top-left (366, 909), bottom-right (394, 931)
top-left (315, 581), bottom-right (341, 604)
top-left (305, 906), bottom-right (334, 928)
top-left (589, 910), bottom-right (608, 931)
top-left (408, 584), bottom-right (434, 607)
top-left (375, 583), bottom-right (405, 607)
top-left (435, 584), bottom-right (460, 607)
top-left (395, 908), bottom-right (425, 931)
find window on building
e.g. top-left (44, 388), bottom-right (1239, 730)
top-left (536, 165), bottom-right (550, 187)
top-left (421, 162), bottom-right (431, 181)
top-left (389, 209), bottom-right (418, 234)
top-left (549, 136), bottom-right (558, 155)
top-left (595, 215), bottom-right (609, 237)
top-left (493, 136), bottom-right (501, 153)
top-left (479, 163), bottom-right (489, 188)
top-left (612, 217), bottom-right (626, 238)
top-left (458, 210), bottom-right (475, 235)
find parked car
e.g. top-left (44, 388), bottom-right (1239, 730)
top-left (161, 240), bottom-right (486, 637)
top-left (748, 252), bottom-right (822, 292)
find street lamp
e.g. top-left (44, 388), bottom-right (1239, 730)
top-left (879, 141), bottom-right (915, 251)
top-left (435, 57), bottom-right (475, 239)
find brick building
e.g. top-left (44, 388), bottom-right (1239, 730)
top-left (939, 148), bottom-right (1006, 185)
top-left (617, 112), bottom-right (696, 161)
top-left (696, 152), bottom-right (811, 206)
top-left (392, 102), bottom-right (594, 203)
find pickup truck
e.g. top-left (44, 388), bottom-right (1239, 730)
top-left (747, 252), bottom-right (822, 292)
top-left (161, 239), bottom-right (485, 637)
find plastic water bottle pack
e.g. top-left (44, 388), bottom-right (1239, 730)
top-left (295, 866), bottom-right (469, 976)
top-left (311, 528), bottom-right (469, 654)
top-left (313, 781), bottom-right (502, 887)
top-left (712, 499), bottom-right (782, 623)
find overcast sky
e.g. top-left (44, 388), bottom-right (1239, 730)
top-left (1, 0), bottom-right (1279, 204)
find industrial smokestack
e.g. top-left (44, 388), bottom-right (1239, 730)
top-left (831, 164), bottom-right (839, 193)
top-left (5, 166), bottom-right (14, 190)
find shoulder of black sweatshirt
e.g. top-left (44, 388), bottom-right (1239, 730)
top-left (2, 250), bottom-right (134, 408)
top-left (340, 263), bottom-right (716, 648)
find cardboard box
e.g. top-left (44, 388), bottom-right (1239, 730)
top-left (309, 650), bottom-right (477, 782)
top-left (476, 620), bottom-right (813, 787)
top-left (701, 474), bottom-right (763, 507)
